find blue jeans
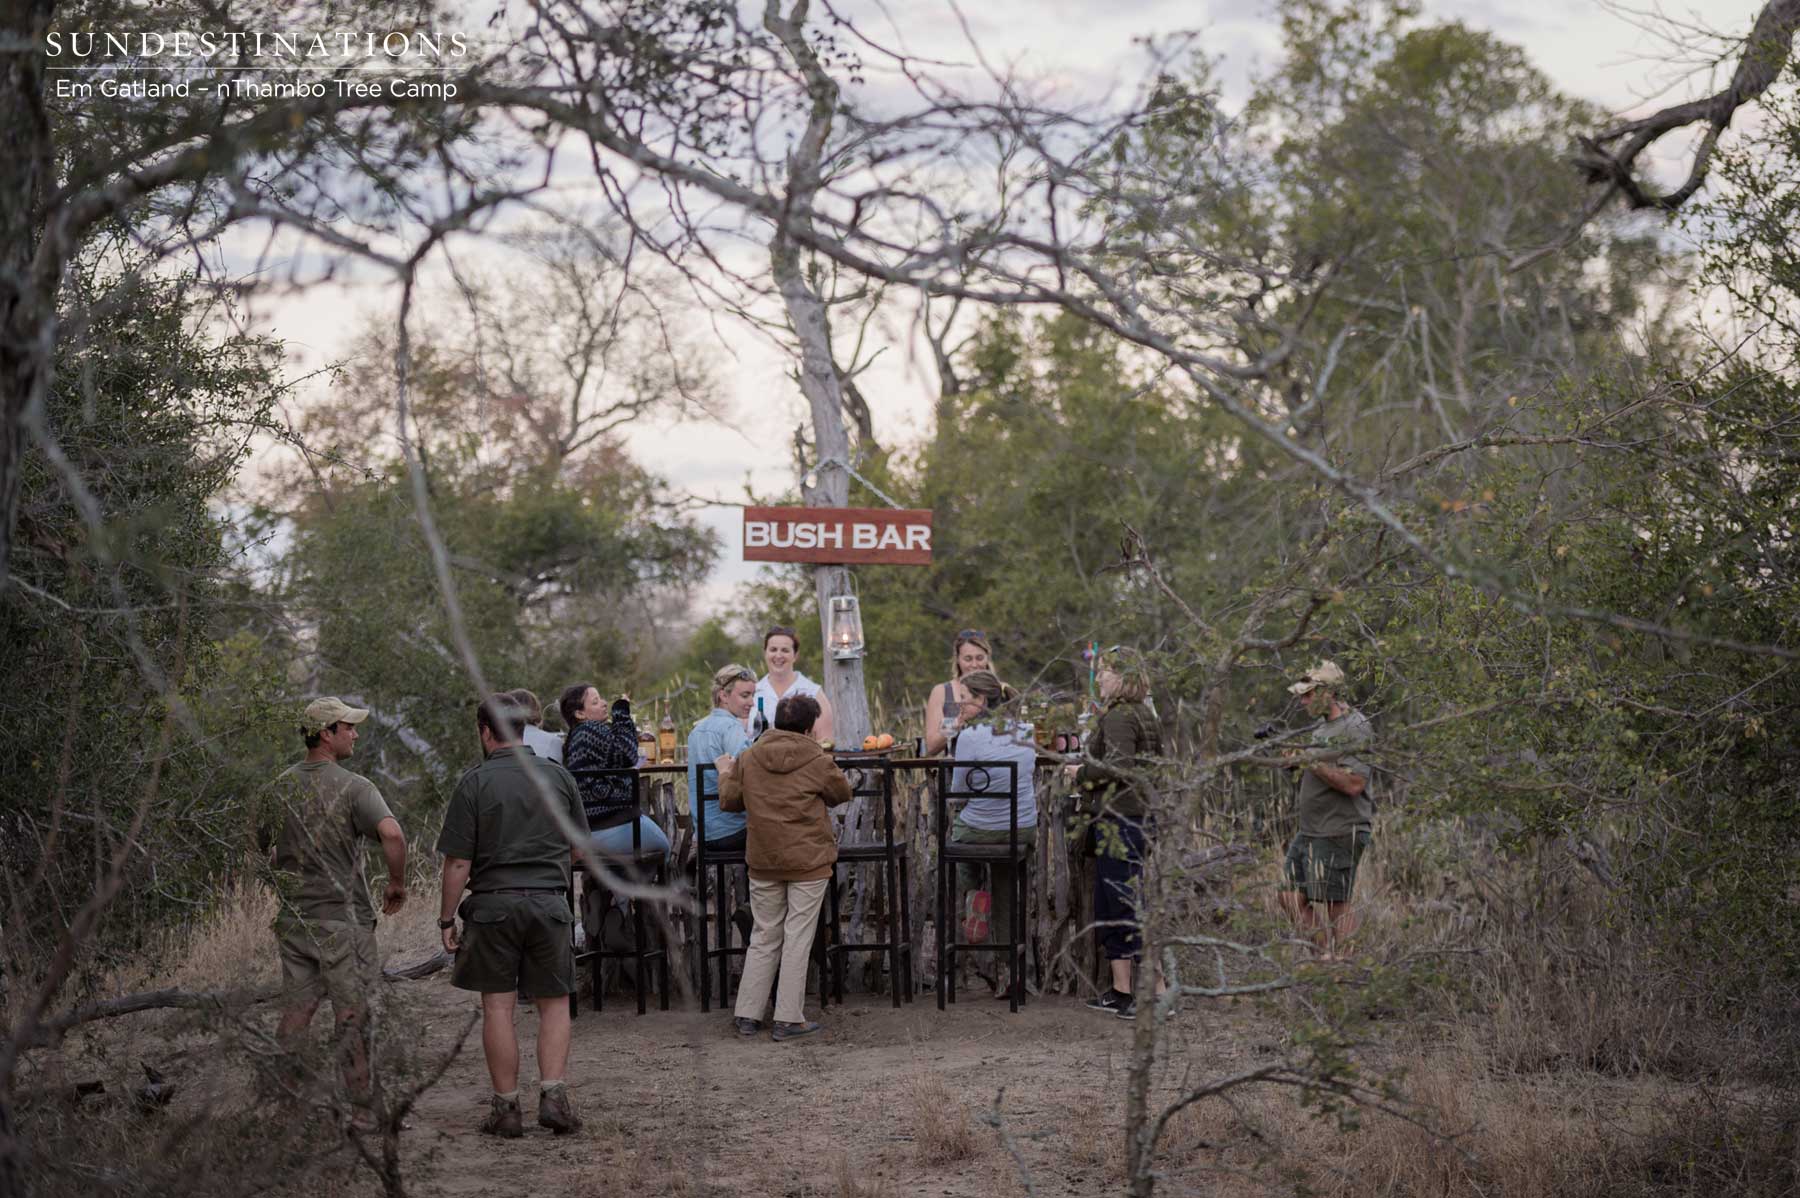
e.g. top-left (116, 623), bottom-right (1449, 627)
top-left (589, 815), bottom-right (669, 859)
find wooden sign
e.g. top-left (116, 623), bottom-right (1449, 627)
top-left (743, 506), bottom-right (933, 565)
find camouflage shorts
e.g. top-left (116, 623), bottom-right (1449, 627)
top-left (275, 918), bottom-right (379, 1010)
top-left (1282, 831), bottom-right (1372, 905)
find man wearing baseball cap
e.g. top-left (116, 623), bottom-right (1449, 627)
top-left (257, 696), bottom-right (409, 1122)
top-left (1278, 662), bottom-right (1375, 958)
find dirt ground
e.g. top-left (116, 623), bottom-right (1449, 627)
top-left (35, 884), bottom-right (1700, 1198)
top-left (395, 968), bottom-right (1239, 1198)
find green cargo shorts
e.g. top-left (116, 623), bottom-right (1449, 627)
top-left (1283, 830), bottom-right (1372, 905)
top-left (451, 891), bottom-right (577, 996)
top-left (275, 918), bottom-right (378, 1009)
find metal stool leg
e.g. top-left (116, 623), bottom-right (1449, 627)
top-left (946, 857), bottom-right (959, 1006)
top-left (824, 871), bottom-right (840, 1009)
top-left (880, 848), bottom-right (900, 1008)
top-left (714, 861), bottom-right (730, 1007)
top-left (594, 878), bottom-right (609, 1015)
top-left (697, 854), bottom-right (712, 1012)
top-left (640, 859), bottom-right (655, 1014)
top-left (658, 859), bottom-right (672, 1012)
top-left (899, 853), bottom-right (915, 1002)
top-left (935, 842), bottom-right (948, 1011)
top-left (601, 885), bottom-right (615, 1007)
top-left (1010, 854), bottom-right (1026, 1012)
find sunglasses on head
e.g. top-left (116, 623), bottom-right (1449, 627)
top-left (955, 629), bottom-right (988, 645)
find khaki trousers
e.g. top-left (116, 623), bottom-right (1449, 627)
top-left (734, 876), bottom-right (829, 1024)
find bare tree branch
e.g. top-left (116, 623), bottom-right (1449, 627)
top-left (1575, 0), bottom-right (1800, 210)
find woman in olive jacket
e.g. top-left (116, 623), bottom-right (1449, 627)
top-left (1066, 647), bottom-right (1162, 1020)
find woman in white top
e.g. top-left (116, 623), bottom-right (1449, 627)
top-left (752, 624), bottom-right (834, 743)
top-left (925, 629), bottom-right (994, 756)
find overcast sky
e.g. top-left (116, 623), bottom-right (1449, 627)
top-left (243, 0), bottom-right (1765, 618)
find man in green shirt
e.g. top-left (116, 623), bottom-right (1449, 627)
top-left (1277, 661), bottom-right (1375, 958)
top-left (436, 693), bottom-right (587, 1138)
top-left (259, 696), bottom-right (409, 1115)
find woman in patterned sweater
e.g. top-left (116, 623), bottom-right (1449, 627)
top-left (559, 684), bottom-right (669, 857)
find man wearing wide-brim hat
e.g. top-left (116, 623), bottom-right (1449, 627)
top-left (256, 696), bottom-right (408, 1123)
top-left (1277, 662), bottom-right (1375, 958)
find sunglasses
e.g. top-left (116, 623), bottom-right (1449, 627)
top-left (954, 629), bottom-right (988, 645)
top-left (718, 666), bottom-right (755, 684)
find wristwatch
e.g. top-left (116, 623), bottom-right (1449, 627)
top-left (437, 918), bottom-right (456, 930)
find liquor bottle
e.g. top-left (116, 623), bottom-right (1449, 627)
top-left (657, 704), bottom-right (677, 764)
top-left (751, 696), bottom-right (770, 741)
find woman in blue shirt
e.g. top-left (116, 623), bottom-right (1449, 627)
top-left (687, 664), bottom-right (757, 849)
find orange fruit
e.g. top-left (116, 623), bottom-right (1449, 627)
top-left (862, 735), bottom-right (879, 750)
top-left (877, 733), bottom-right (895, 749)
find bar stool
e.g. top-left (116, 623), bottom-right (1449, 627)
top-left (935, 758), bottom-right (1033, 1013)
top-left (690, 761), bottom-right (748, 1011)
top-left (692, 760), bottom-right (832, 1012)
top-left (569, 766), bottom-right (670, 1015)
top-left (825, 757), bottom-right (914, 1007)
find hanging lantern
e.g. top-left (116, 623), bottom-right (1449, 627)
top-left (828, 594), bottom-right (866, 660)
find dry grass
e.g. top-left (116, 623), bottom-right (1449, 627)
top-left (1136, 813), bottom-right (1798, 1198)
top-left (831, 1152), bottom-right (898, 1198)
top-left (16, 865), bottom-right (457, 1198)
top-left (1287, 1048), bottom-right (1634, 1196)
top-left (1141, 1044), bottom-right (1800, 1198)
top-left (163, 877), bottom-right (284, 992)
top-left (906, 1072), bottom-right (987, 1165)
top-left (92, 854), bottom-right (445, 1003)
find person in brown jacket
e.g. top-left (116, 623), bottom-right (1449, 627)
top-left (716, 692), bottom-right (852, 1041)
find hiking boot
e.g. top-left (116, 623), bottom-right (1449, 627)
top-left (537, 1085), bottom-right (581, 1135)
top-left (1085, 989), bottom-right (1129, 1014)
top-left (733, 1017), bottom-right (763, 1038)
top-left (771, 1020), bottom-right (822, 1042)
top-left (479, 1094), bottom-right (523, 1138)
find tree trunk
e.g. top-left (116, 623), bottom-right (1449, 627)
top-left (765, 0), bottom-right (879, 963)
top-left (0, 0), bottom-right (56, 596)
top-left (765, 0), bottom-right (873, 771)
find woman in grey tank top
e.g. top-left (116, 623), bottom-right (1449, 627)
top-left (925, 629), bottom-right (993, 756)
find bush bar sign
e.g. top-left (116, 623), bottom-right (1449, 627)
top-left (743, 506), bottom-right (933, 565)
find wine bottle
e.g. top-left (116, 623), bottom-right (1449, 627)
top-left (751, 696), bottom-right (769, 741)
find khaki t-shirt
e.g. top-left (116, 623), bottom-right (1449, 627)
top-left (1295, 708), bottom-right (1375, 838)
top-left (434, 748), bottom-right (586, 892)
top-left (263, 760), bottom-right (394, 929)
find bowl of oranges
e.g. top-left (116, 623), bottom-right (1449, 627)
top-left (840, 732), bottom-right (899, 757)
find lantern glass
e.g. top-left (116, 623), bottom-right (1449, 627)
top-left (828, 594), bottom-right (865, 659)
